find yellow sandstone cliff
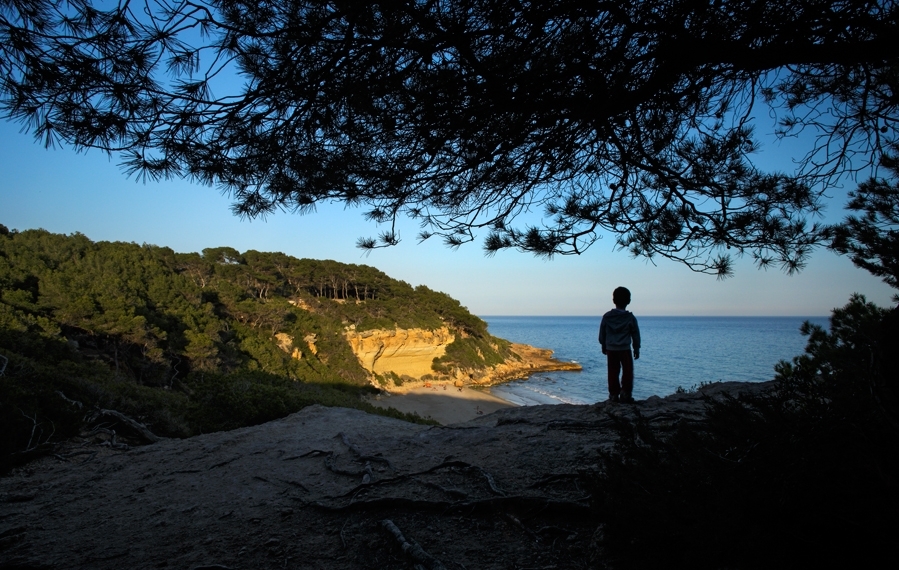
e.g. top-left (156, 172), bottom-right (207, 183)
top-left (341, 327), bottom-right (581, 388)
top-left (276, 327), bottom-right (582, 389)
top-left (343, 326), bottom-right (455, 378)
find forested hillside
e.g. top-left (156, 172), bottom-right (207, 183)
top-left (0, 226), bottom-right (512, 470)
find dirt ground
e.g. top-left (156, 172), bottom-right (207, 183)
top-left (0, 382), bottom-right (767, 569)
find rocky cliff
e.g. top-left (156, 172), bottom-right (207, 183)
top-left (344, 326), bottom-right (455, 378)
top-left (477, 342), bottom-right (583, 384)
top-left (343, 327), bottom-right (582, 387)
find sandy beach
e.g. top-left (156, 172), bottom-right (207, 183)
top-left (367, 384), bottom-right (517, 424)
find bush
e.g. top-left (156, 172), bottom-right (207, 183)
top-left (591, 295), bottom-right (899, 568)
top-left (432, 335), bottom-right (511, 373)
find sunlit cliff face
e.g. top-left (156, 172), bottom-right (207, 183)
top-left (344, 327), bottom-right (455, 379)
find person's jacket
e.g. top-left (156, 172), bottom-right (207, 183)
top-left (599, 309), bottom-right (641, 351)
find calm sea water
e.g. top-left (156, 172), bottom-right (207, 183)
top-left (482, 316), bottom-right (829, 406)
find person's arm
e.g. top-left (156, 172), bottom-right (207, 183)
top-left (632, 316), bottom-right (641, 359)
top-left (599, 319), bottom-right (607, 354)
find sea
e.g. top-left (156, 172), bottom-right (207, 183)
top-left (481, 316), bottom-right (830, 406)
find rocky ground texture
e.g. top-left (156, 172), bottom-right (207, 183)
top-left (0, 381), bottom-right (769, 569)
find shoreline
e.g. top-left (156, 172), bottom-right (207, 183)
top-left (364, 341), bottom-right (582, 424)
top-left (366, 384), bottom-right (517, 425)
top-left (473, 342), bottom-right (582, 385)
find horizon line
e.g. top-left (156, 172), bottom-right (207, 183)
top-left (478, 314), bottom-right (830, 318)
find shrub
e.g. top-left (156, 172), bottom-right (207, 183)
top-left (591, 295), bottom-right (899, 568)
top-left (432, 335), bottom-right (511, 373)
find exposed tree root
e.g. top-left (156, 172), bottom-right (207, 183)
top-left (504, 512), bottom-right (540, 543)
top-left (312, 494), bottom-right (592, 517)
top-left (55, 391), bottom-right (83, 410)
top-left (91, 409), bottom-right (161, 443)
top-left (310, 435), bottom-right (396, 481)
top-left (18, 410), bottom-right (55, 453)
top-left (545, 419), bottom-right (618, 432)
top-left (380, 519), bottom-right (448, 570)
top-left (88, 427), bottom-right (130, 450)
top-left (424, 481), bottom-right (468, 500)
top-left (527, 473), bottom-right (584, 490)
top-left (53, 450), bottom-right (97, 461)
top-left (323, 460), bottom-right (506, 502)
top-left (281, 449), bottom-right (331, 461)
top-left (278, 478), bottom-right (310, 493)
top-left (337, 432), bottom-right (393, 470)
top-left (324, 454), bottom-right (366, 477)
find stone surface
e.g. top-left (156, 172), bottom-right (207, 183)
top-left (0, 381), bottom-right (770, 570)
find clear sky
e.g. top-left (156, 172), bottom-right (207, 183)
top-left (1, 118), bottom-right (894, 317)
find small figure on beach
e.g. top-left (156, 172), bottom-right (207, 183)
top-left (599, 286), bottom-right (641, 404)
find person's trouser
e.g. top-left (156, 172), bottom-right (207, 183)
top-left (606, 350), bottom-right (633, 397)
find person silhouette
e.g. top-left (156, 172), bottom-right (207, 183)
top-left (599, 287), bottom-right (641, 403)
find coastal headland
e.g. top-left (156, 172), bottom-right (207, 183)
top-left (2, 228), bottom-right (587, 449)
top-left (344, 328), bottom-right (583, 388)
top-left (343, 331), bottom-right (582, 423)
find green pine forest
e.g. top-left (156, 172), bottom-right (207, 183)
top-left (0, 225), bottom-right (514, 470)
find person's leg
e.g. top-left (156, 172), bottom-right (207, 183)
top-left (620, 350), bottom-right (634, 402)
top-left (607, 352), bottom-right (622, 399)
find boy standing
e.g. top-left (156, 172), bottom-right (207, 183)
top-left (599, 287), bottom-right (641, 403)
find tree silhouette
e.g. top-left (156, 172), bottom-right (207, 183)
top-left (2, 0), bottom-right (896, 274)
top-left (831, 144), bottom-right (899, 294)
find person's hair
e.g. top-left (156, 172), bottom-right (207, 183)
top-left (613, 286), bottom-right (631, 306)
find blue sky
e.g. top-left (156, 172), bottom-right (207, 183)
top-left (1, 118), bottom-right (894, 316)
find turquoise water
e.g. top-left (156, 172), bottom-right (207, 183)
top-left (482, 316), bottom-right (829, 405)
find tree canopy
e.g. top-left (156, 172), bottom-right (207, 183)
top-left (831, 143), bottom-right (899, 294)
top-left (2, 0), bottom-right (897, 274)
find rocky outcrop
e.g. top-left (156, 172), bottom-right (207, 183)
top-left (282, 327), bottom-right (581, 388)
top-left (0, 382), bottom-right (773, 570)
top-left (344, 327), bottom-right (582, 388)
top-left (472, 342), bottom-right (582, 386)
top-left (344, 326), bottom-right (455, 379)
top-left (273, 332), bottom-right (319, 359)
top-left (274, 332), bottom-right (302, 359)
